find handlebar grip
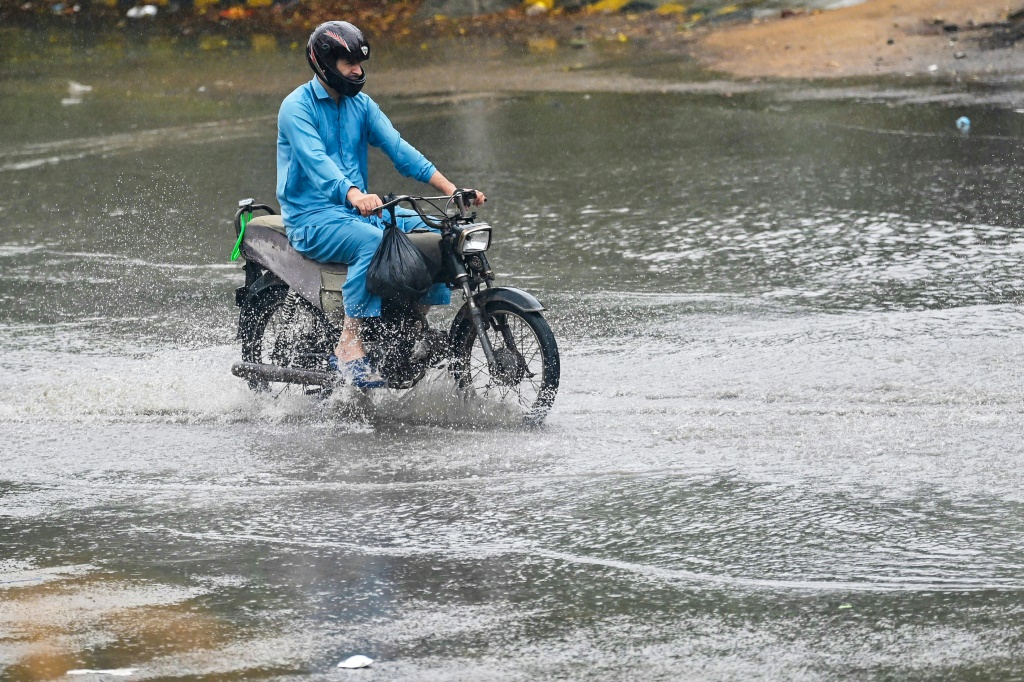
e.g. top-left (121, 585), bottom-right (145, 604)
top-left (379, 194), bottom-right (408, 211)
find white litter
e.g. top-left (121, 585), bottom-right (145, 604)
top-left (337, 655), bottom-right (374, 669)
top-left (125, 4), bottom-right (157, 18)
top-left (68, 81), bottom-right (93, 95)
top-left (67, 670), bottom-right (138, 677)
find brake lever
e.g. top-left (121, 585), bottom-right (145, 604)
top-left (382, 193), bottom-right (398, 228)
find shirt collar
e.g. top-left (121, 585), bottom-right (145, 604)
top-left (311, 77), bottom-right (332, 101)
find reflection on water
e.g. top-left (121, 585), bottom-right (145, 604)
top-left (2, 39), bottom-right (1024, 680)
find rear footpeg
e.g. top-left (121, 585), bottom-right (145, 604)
top-left (231, 361), bottom-right (334, 386)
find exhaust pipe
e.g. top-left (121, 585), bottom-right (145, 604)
top-left (231, 361), bottom-right (334, 386)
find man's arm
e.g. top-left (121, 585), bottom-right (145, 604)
top-left (427, 171), bottom-right (486, 206)
top-left (367, 101), bottom-right (436, 183)
top-left (279, 99), bottom-right (356, 205)
top-left (366, 101), bottom-right (486, 206)
top-left (344, 174), bottom-right (483, 216)
top-left (427, 171), bottom-right (457, 196)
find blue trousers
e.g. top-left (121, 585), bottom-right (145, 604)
top-left (286, 207), bottom-right (451, 318)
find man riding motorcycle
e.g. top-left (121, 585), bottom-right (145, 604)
top-left (277, 20), bottom-right (486, 388)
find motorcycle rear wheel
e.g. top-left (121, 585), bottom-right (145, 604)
top-left (238, 286), bottom-right (336, 394)
top-left (451, 301), bottom-right (560, 425)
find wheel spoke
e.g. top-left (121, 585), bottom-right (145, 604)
top-left (470, 365), bottom-right (489, 385)
top-left (456, 309), bottom-right (554, 415)
top-left (464, 311), bottom-right (548, 405)
top-left (516, 324), bottom-right (528, 350)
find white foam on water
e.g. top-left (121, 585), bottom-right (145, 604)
top-left (0, 344), bottom-right (314, 426)
top-left (0, 341), bottom-right (530, 430)
top-left (0, 117), bottom-right (274, 173)
top-left (0, 562), bottom-right (97, 591)
top-left (0, 244), bottom-right (46, 258)
top-left (67, 669), bottom-right (138, 677)
top-left (356, 368), bottom-right (529, 429)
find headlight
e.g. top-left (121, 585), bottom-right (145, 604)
top-left (457, 224), bottom-right (492, 254)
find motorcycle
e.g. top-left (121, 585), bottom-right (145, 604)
top-left (229, 190), bottom-right (560, 424)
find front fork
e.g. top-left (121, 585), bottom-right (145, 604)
top-left (454, 251), bottom-right (522, 372)
top-left (460, 282), bottom-right (527, 379)
top-left (461, 281), bottom-right (497, 366)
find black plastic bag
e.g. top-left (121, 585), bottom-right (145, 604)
top-left (366, 224), bottom-right (434, 301)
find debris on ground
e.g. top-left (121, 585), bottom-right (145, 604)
top-left (66, 670), bottom-right (139, 677)
top-left (125, 4), bottom-right (157, 18)
top-left (337, 655), bottom-right (374, 669)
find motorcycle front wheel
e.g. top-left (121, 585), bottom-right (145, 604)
top-left (450, 301), bottom-right (560, 425)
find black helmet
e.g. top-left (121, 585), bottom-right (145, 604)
top-left (306, 21), bottom-right (370, 98)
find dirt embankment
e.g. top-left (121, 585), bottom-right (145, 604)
top-left (696, 0), bottom-right (1024, 79)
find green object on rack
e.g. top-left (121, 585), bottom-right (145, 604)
top-left (230, 212), bottom-right (251, 262)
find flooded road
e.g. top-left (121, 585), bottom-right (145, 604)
top-left (2, 38), bottom-right (1024, 679)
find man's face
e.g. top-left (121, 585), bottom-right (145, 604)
top-left (336, 59), bottom-right (363, 78)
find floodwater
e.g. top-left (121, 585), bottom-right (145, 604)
top-left (2, 34), bottom-right (1024, 680)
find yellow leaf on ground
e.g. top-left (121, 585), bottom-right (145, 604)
top-left (588, 0), bottom-right (631, 13)
top-left (528, 37), bottom-right (558, 52)
top-left (656, 3), bottom-right (688, 15)
top-left (200, 36), bottom-right (229, 50)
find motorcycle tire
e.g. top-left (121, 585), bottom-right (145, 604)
top-left (238, 285), bottom-right (336, 394)
top-left (450, 301), bottom-right (560, 425)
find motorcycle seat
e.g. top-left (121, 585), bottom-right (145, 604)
top-left (240, 214), bottom-right (444, 320)
top-left (244, 214), bottom-right (348, 273)
top-left (248, 214), bottom-right (287, 237)
top-left (241, 214), bottom-right (347, 319)
top-left (246, 214), bottom-right (442, 274)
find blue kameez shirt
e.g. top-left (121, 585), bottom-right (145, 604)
top-left (276, 78), bottom-right (436, 227)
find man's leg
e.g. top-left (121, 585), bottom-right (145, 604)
top-left (290, 215), bottom-right (384, 365)
top-left (336, 315), bottom-right (367, 364)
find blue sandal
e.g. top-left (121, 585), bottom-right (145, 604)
top-left (329, 355), bottom-right (388, 389)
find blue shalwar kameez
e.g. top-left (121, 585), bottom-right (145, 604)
top-left (276, 78), bottom-right (451, 318)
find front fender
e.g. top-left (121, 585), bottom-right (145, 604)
top-left (475, 286), bottom-right (545, 313)
top-left (450, 286), bottom-right (546, 334)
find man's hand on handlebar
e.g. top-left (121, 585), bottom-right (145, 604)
top-left (347, 187), bottom-right (383, 217)
top-left (428, 172), bottom-right (487, 208)
top-left (358, 187), bottom-right (489, 222)
top-left (461, 189), bottom-right (486, 207)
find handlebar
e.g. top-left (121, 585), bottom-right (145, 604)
top-left (379, 190), bottom-right (480, 230)
top-left (379, 190), bottom-right (477, 212)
